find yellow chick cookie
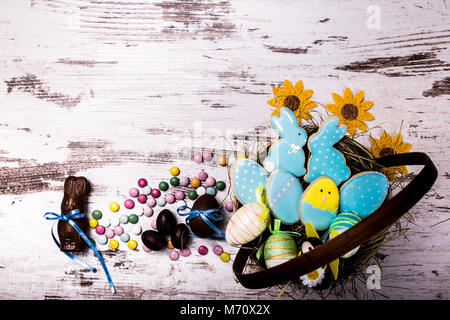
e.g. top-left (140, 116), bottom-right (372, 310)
top-left (298, 177), bottom-right (339, 231)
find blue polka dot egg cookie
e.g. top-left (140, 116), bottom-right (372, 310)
top-left (304, 116), bottom-right (351, 185)
top-left (231, 159), bottom-right (269, 205)
top-left (299, 177), bottom-right (339, 231)
top-left (339, 171), bottom-right (388, 218)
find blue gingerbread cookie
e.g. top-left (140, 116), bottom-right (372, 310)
top-left (231, 159), bottom-right (269, 205)
top-left (304, 116), bottom-right (350, 185)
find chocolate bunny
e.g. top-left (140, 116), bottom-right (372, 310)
top-left (57, 176), bottom-right (90, 252)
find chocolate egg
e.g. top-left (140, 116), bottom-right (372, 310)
top-left (156, 209), bottom-right (176, 235)
top-left (141, 230), bottom-right (166, 251)
top-left (171, 223), bottom-right (190, 249)
top-left (190, 194), bottom-right (222, 238)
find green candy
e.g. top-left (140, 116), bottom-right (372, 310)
top-left (187, 190), bottom-right (198, 200)
top-left (170, 177), bottom-right (180, 187)
top-left (159, 181), bottom-right (169, 191)
top-left (92, 210), bottom-right (102, 219)
top-left (215, 181), bottom-right (226, 191)
top-left (128, 214), bottom-right (139, 224)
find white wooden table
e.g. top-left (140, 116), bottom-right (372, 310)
top-left (0, 0), bottom-right (449, 300)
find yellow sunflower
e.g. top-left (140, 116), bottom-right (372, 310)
top-left (370, 131), bottom-right (412, 181)
top-left (325, 87), bottom-right (374, 135)
top-left (267, 80), bottom-right (317, 122)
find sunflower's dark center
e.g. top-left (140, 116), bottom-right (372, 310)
top-left (283, 95), bottom-right (300, 111)
top-left (379, 147), bottom-right (395, 157)
top-left (341, 104), bottom-right (358, 120)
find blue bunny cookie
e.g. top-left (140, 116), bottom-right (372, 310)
top-left (267, 169), bottom-right (303, 224)
top-left (231, 158), bottom-right (269, 205)
top-left (263, 107), bottom-right (307, 177)
top-left (304, 116), bottom-right (350, 185)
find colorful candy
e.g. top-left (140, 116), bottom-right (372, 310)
top-left (141, 186), bottom-right (151, 195)
top-left (224, 201), bottom-right (234, 212)
top-left (218, 156), bottom-right (227, 166)
top-left (197, 186), bottom-right (206, 196)
top-left (128, 214), bottom-right (139, 224)
top-left (97, 235), bottom-right (108, 245)
top-left (105, 228), bottom-right (115, 239)
top-left (205, 177), bottom-right (216, 187)
top-left (109, 202), bottom-right (120, 212)
top-left (143, 206), bottom-right (153, 217)
top-left (129, 187), bottom-right (139, 198)
top-left (127, 240), bottom-right (137, 250)
top-left (169, 250), bottom-right (180, 260)
top-left (147, 197), bottom-right (156, 207)
top-left (89, 218), bottom-right (98, 228)
top-left (120, 233), bottom-right (130, 243)
top-left (92, 210), bottom-right (102, 220)
top-left (119, 214), bottom-right (129, 224)
top-left (202, 151), bottom-right (212, 161)
top-left (193, 153), bottom-right (203, 163)
top-left (114, 225), bottom-right (124, 236)
top-left (124, 199), bottom-right (135, 209)
top-left (138, 178), bottom-right (148, 188)
top-left (187, 190), bottom-right (198, 200)
top-left (131, 225), bottom-right (142, 235)
top-left (206, 187), bottom-right (216, 196)
top-left (156, 197), bottom-right (166, 207)
top-left (213, 245), bottom-right (223, 255)
top-left (142, 244), bottom-right (151, 252)
top-left (151, 188), bottom-right (161, 198)
top-left (95, 225), bottom-right (105, 235)
top-left (159, 181), bottom-right (169, 191)
top-left (198, 171), bottom-right (208, 181)
top-left (219, 252), bottom-right (230, 262)
top-left (179, 177), bottom-right (189, 187)
top-left (165, 193), bottom-right (175, 204)
top-left (170, 166), bottom-right (180, 176)
top-left (109, 239), bottom-right (119, 250)
top-left (137, 194), bottom-right (147, 204)
top-left (110, 217), bottom-right (120, 227)
top-left (190, 178), bottom-right (201, 188)
top-left (215, 181), bottom-right (226, 191)
top-left (180, 248), bottom-right (191, 257)
top-left (175, 191), bottom-right (185, 200)
top-left (170, 177), bottom-right (180, 186)
top-left (198, 245), bottom-right (208, 255)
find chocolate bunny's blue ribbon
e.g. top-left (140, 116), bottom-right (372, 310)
top-left (177, 206), bottom-right (225, 240)
top-left (44, 209), bottom-right (116, 294)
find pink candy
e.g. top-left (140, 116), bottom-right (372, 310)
top-left (165, 193), bottom-right (175, 204)
top-left (113, 225), bottom-right (124, 235)
top-left (202, 151), bottom-right (212, 161)
top-left (180, 248), bottom-right (191, 257)
top-left (151, 219), bottom-right (157, 230)
top-left (169, 250), bottom-right (180, 261)
top-left (179, 177), bottom-right (189, 187)
top-left (198, 245), bottom-right (208, 255)
top-left (205, 176), bottom-right (216, 187)
top-left (143, 206), bottom-right (153, 217)
top-left (95, 225), bottom-right (105, 235)
top-left (175, 190), bottom-right (185, 200)
top-left (138, 178), bottom-right (147, 188)
top-left (150, 188), bottom-right (161, 198)
top-left (124, 199), bottom-right (135, 209)
top-left (193, 153), bottom-right (203, 163)
top-left (142, 244), bottom-right (151, 253)
top-left (198, 171), bottom-right (208, 181)
top-left (105, 228), bottom-right (115, 239)
top-left (137, 194), bottom-right (147, 204)
top-left (129, 187), bottom-right (139, 198)
top-left (146, 197), bottom-right (156, 207)
top-left (225, 201), bottom-right (234, 212)
top-left (213, 245), bottom-right (223, 255)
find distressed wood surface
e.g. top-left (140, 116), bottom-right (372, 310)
top-left (0, 0), bottom-right (449, 300)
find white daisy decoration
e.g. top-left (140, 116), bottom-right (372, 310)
top-left (300, 267), bottom-right (325, 288)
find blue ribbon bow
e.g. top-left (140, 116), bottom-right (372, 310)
top-left (177, 206), bottom-right (225, 240)
top-left (44, 209), bottom-right (116, 294)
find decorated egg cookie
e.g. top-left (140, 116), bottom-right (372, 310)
top-left (299, 177), bottom-right (339, 231)
top-left (339, 172), bottom-right (388, 218)
top-left (328, 212), bottom-right (361, 258)
top-left (262, 220), bottom-right (297, 269)
top-left (304, 116), bottom-right (350, 185)
top-left (225, 186), bottom-right (270, 245)
top-left (263, 107), bottom-right (307, 177)
top-left (266, 169), bottom-right (303, 225)
top-left (231, 159), bottom-right (269, 205)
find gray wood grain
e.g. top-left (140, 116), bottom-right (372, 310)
top-left (0, 0), bottom-right (449, 299)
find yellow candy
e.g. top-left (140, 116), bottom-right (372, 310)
top-left (109, 239), bottom-right (119, 250)
top-left (170, 166), bottom-right (180, 176)
top-left (219, 252), bottom-right (230, 262)
top-left (127, 239), bottom-right (137, 250)
top-left (88, 218), bottom-right (98, 228)
top-left (237, 153), bottom-right (246, 159)
top-left (109, 202), bottom-right (120, 212)
top-left (167, 240), bottom-right (174, 250)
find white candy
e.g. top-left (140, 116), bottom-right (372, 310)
top-left (131, 225), bottom-right (142, 235)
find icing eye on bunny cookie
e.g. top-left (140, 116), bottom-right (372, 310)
top-left (263, 107), bottom-right (307, 177)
